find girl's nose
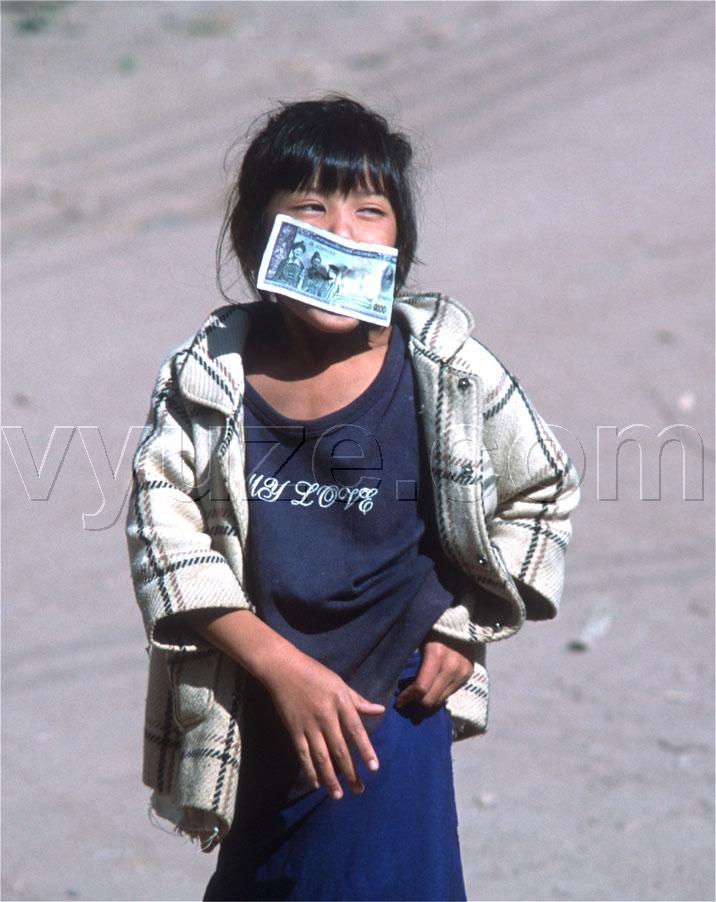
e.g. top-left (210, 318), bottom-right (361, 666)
top-left (326, 205), bottom-right (354, 241)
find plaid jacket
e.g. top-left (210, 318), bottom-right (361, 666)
top-left (126, 292), bottom-right (579, 847)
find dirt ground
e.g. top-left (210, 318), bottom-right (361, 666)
top-left (1, 2), bottom-right (714, 900)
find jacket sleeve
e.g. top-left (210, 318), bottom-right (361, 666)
top-left (429, 340), bottom-right (580, 647)
top-left (125, 352), bottom-right (252, 654)
top-left (481, 360), bottom-right (580, 621)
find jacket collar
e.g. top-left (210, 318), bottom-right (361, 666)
top-left (392, 293), bottom-right (474, 360)
top-left (177, 306), bottom-right (250, 416)
top-left (177, 293), bottom-right (474, 415)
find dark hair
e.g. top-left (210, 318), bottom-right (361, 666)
top-left (217, 96), bottom-right (417, 300)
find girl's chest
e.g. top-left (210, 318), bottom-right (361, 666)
top-left (244, 346), bottom-right (390, 421)
top-left (244, 372), bottom-right (355, 421)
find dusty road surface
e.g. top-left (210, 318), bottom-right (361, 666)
top-left (2, 2), bottom-right (714, 900)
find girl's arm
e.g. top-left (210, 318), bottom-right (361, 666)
top-left (126, 351), bottom-right (254, 653)
top-left (188, 608), bottom-right (384, 800)
top-left (429, 339), bottom-right (580, 650)
top-left (483, 371), bottom-right (580, 621)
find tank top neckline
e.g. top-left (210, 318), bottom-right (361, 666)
top-left (243, 325), bottom-right (405, 438)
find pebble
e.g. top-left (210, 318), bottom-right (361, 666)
top-left (473, 791), bottom-right (498, 809)
top-left (567, 601), bottom-right (614, 652)
top-left (676, 391), bottom-right (696, 413)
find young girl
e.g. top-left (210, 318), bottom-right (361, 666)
top-left (126, 96), bottom-right (579, 901)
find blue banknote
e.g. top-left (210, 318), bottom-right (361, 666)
top-left (257, 214), bottom-right (398, 327)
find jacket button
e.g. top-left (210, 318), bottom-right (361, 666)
top-left (458, 377), bottom-right (471, 391)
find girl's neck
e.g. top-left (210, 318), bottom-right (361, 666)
top-left (244, 300), bottom-right (394, 418)
top-left (285, 313), bottom-right (384, 357)
top-left (254, 303), bottom-right (390, 379)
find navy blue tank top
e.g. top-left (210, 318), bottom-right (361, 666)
top-left (242, 325), bottom-right (455, 715)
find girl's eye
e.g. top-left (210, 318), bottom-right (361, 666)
top-left (294, 202), bottom-right (324, 213)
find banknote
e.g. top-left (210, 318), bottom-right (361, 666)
top-left (256, 214), bottom-right (398, 327)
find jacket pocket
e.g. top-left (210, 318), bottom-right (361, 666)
top-left (168, 651), bottom-right (219, 730)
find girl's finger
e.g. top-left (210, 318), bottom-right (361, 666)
top-left (307, 732), bottom-right (344, 800)
top-left (351, 692), bottom-right (385, 715)
top-left (425, 657), bottom-right (473, 707)
top-left (394, 683), bottom-right (419, 708)
top-left (325, 723), bottom-right (364, 794)
top-left (421, 671), bottom-right (457, 708)
top-left (395, 664), bottom-right (436, 708)
top-left (294, 734), bottom-right (320, 790)
top-left (415, 671), bottom-right (449, 708)
top-left (341, 704), bottom-right (381, 775)
top-left (425, 658), bottom-right (471, 708)
top-left (406, 649), bottom-right (473, 709)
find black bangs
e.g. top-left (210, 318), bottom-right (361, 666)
top-left (273, 120), bottom-right (397, 199)
top-left (219, 96), bottom-right (418, 299)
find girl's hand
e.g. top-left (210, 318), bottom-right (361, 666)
top-left (394, 636), bottom-right (474, 710)
top-left (262, 648), bottom-right (384, 800)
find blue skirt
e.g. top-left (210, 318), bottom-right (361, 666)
top-left (204, 652), bottom-right (466, 901)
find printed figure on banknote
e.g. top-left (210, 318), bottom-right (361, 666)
top-left (273, 239), bottom-right (306, 288)
top-left (301, 251), bottom-right (331, 297)
top-left (325, 265), bottom-right (341, 300)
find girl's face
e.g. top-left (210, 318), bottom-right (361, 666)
top-left (265, 186), bottom-right (398, 334)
